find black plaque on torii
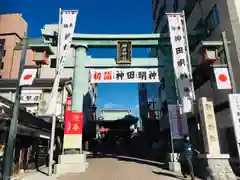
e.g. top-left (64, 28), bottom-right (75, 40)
top-left (116, 40), bottom-right (132, 64)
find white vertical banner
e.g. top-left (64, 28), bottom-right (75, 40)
top-left (168, 104), bottom-right (188, 139)
top-left (228, 94), bottom-right (240, 143)
top-left (213, 67), bottom-right (232, 90)
top-left (167, 13), bottom-right (195, 113)
top-left (58, 10), bottom-right (78, 73)
top-left (47, 10), bottom-right (78, 114)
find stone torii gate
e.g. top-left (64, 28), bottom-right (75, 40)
top-left (53, 33), bottom-right (182, 175)
top-left (39, 29), bottom-right (236, 179)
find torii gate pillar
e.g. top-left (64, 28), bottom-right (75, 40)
top-left (55, 45), bottom-right (89, 176)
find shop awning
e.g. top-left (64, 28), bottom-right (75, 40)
top-left (0, 95), bottom-right (63, 136)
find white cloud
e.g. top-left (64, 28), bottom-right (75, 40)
top-left (103, 103), bottom-right (123, 109)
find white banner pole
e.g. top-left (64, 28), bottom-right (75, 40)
top-left (48, 9), bottom-right (78, 176)
top-left (48, 8), bottom-right (62, 176)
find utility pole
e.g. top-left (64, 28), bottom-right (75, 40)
top-left (2, 37), bottom-right (28, 180)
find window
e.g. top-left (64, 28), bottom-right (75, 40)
top-left (161, 23), bottom-right (169, 33)
top-left (204, 5), bottom-right (220, 36)
top-left (0, 62), bottom-right (4, 70)
top-left (0, 75), bottom-right (2, 79)
top-left (50, 58), bottom-right (57, 68)
top-left (0, 39), bottom-right (5, 62)
top-left (190, 18), bottom-right (204, 51)
top-left (173, 0), bottom-right (179, 12)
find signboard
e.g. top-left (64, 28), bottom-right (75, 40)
top-left (19, 69), bottom-right (37, 86)
top-left (198, 97), bottom-right (220, 154)
top-left (213, 67), bottom-right (232, 90)
top-left (116, 40), bottom-right (132, 64)
top-left (20, 94), bottom-right (41, 104)
top-left (168, 104), bottom-right (188, 139)
top-left (64, 97), bottom-right (72, 135)
top-left (167, 13), bottom-right (195, 113)
top-left (89, 68), bottom-right (159, 83)
top-left (63, 112), bottom-right (83, 149)
top-left (228, 94), bottom-right (240, 143)
top-left (64, 112), bottom-right (83, 135)
top-left (63, 97), bottom-right (83, 149)
top-left (20, 90), bottom-right (42, 104)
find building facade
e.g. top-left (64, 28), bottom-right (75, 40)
top-left (0, 13), bottom-right (36, 79)
top-left (152, 0), bottom-right (240, 157)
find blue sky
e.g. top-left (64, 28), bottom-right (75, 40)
top-left (2, 0), bottom-right (152, 117)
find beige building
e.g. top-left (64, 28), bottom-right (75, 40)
top-left (152, 0), bottom-right (240, 157)
top-left (0, 13), bottom-right (35, 79)
top-left (0, 14), bottom-right (74, 119)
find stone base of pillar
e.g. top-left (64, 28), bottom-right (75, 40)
top-left (54, 154), bottom-right (89, 176)
top-left (167, 153), bottom-right (182, 173)
top-left (168, 162), bottom-right (182, 173)
top-left (198, 154), bottom-right (237, 180)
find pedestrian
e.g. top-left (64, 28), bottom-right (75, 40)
top-left (178, 135), bottom-right (199, 180)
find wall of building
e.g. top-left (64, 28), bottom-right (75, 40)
top-left (152, 0), bottom-right (240, 155)
top-left (0, 13), bottom-right (35, 79)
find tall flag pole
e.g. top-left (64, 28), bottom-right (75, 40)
top-left (48, 8), bottom-right (78, 176)
top-left (56, 8), bottom-right (62, 71)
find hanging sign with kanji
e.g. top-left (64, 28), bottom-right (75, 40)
top-left (116, 40), bottom-right (132, 64)
top-left (213, 67), bottom-right (232, 90)
top-left (64, 111), bottom-right (83, 135)
top-left (167, 13), bottom-right (195, 113)
top-left (19, 69), bottom-right (37, 86)
top-left (64, 97), bottom-right (72, 135)
top-left (89, 68), bottom-right (159, 83)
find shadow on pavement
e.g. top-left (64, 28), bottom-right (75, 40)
top-left (88, 153), bottom-right (165, 168)
top-left (152, 170), bottom-right (185, 180)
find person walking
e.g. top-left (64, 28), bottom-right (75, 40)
top-left (179, 135), bottom-right (199, 180)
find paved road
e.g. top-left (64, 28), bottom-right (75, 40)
top-left (58, 156), bottom-right (186, 180)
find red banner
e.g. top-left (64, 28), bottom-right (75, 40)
top-left (66, 97), bottom-right (72, 112)
top-left (64, 97), bottom-right (83, 135)
top-left (64, 112), bottom-right (83, 135)
top-left (64, 97), bottom-right (72, 135)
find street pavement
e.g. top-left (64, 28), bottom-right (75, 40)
top-left (57, 155), bottom-right (187, 180)
top-left (18, 153), bottom-right (200, 180)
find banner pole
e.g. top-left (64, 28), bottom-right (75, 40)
top-left (48, 8), bottom-right (62, 176)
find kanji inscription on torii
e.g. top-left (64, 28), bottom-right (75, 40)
top-left (89, 68), bottom-right (160, 83)
top-left (116, 40), bottom-right (132, 64)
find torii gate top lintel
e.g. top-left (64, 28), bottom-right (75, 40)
top-left (71, 31), bottom-right (202, 48)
